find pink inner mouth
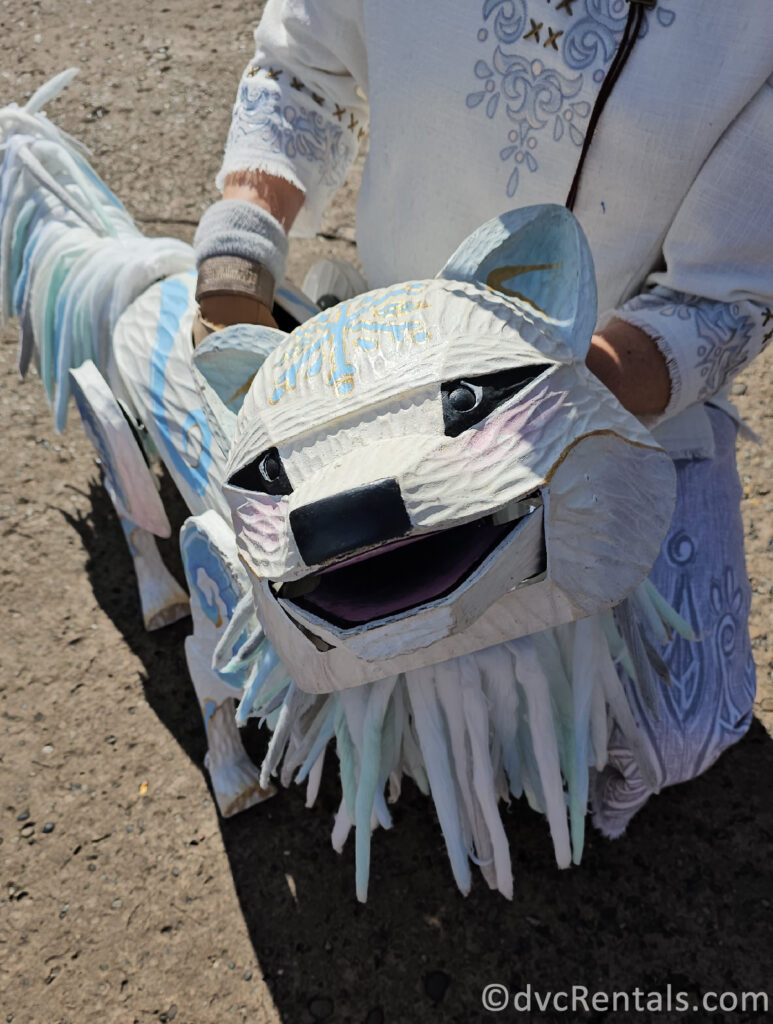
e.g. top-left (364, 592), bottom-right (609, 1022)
top-left (281, 510), bottom-right (542, 628)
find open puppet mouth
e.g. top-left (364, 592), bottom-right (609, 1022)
top-left (272, 494), bottom-right (545, 630)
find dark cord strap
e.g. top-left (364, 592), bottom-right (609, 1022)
top-left (565, 0), bottom-right (652, 211)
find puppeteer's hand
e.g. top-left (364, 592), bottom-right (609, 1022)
top-left (192, 171), bottom-right (304, 343)
top-left (192, 290), bottom-right (278, 345)
top-left (587, 319), bottom-right (670, 417)
top-left (194, 293), bottom-right (278, 338)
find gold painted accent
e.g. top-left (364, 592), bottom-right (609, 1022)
top-left (763, 327), bottom-right (773, 348)
top-left (544, 27), bottom-right (563, 49)
top-left (290, 76), bottom-right (304, 91)
top-left (206, 705), bottom-right (276, 816)
top-left (227, 373), bottom-right (258, 405)
top-left (221, 781), bottom-right (277, 818)
top-left (266, 67), bottom-right (282, 81)
top-left (556, 0), bottom-right (575, 15)
top-left (544, 429), bottom-right (665, 483)
top-left (311, 91), bottom-right (325, 106)
top-left (268, 286), bottom-right (431, 405)
top-left (237, 549), bottom-right (263, 583)
top-left (333, 103), bottom-right (346, 121)
top-left (524, 18), bottom-right (543, 42)
top-left (357, 126), bottom-right (366, 141)
top-left (348, 113), bottom-right (358, 131)
top-left (485, 262), bottom-right (559, 313)
top-left (246, 65), bottom-right (260, 78)
top-left (762, 307), bottom-right (773, 327)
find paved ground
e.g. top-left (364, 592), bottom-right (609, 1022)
top-left (1, 3), bottom-right (771, 1022)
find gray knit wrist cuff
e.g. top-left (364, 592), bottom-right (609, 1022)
top-left (193, 199), bottom-right (288, 284)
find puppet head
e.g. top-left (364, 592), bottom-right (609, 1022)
top-left (223, 206), bottom-right (676, 693)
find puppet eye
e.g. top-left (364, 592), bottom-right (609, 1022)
top-left (441, 364), bottom-right (552, 437)
top-left (447, 382), bottom-right (482, 412)
top-left (259, 451), bottom-right (281, 482)
top-left (227, 446), bottom-right (293, 497)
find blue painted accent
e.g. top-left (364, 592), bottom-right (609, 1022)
top-left (150, 277), bottom-right (210, 497)
top-left (269, 284), bottom-right (429, 404)
top-left (180, 525), bottom-right (242, 626)
top-left (203, 698), bottom-right (218, 734)
top-left (182, 409), bottom-right (213, 484)
top-left (180, 522), bottom-right (249, 694)
top-left (71, 383), bottom-right (129, 510)
top-left (236, 648), bottom-right (281, 726)
top-left (276, 284), bottom-right (319, 319)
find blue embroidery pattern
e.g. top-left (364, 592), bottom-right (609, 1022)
top-left (563, 0), bottom-right (674, 71)
top-left (468, 0), bottom-right (676, 197)
top-left (700, 564), bottom-right (752, 764)
top-left (623, 287), bottom-right (754, 401)
top-left (269, 285), bottom-right (430, 403)
top-left (468, 50), bottom-right (589, 197)
top-left (228, 80), bottom-right (355, 190)
top-left (658, 529), bottom-right (705, 722)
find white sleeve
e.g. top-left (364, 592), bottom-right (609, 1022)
top-left (612, 73), bottom-right (773, 420)
top-left (216, 0), bottom-right (369, 236)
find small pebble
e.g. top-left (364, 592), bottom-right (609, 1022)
top-left (87, 864), bottom-right (96, 873)
top-left (42, 745), bottom-right (53, 755)
top-left (227, 961), bottom-right (235, 970)
top-left (59, 904), bottom-right (69, 919)
top-left (20, 824), bottom-right (34, 838)
top-left (16, 811), bottom-right (30, 822)
top-left (111, 898), bottom-right (122, 909)
top-left (423, 970), bottom-right (451, 1004)
top-left (308, 997), bottom-right (334, 1020)
top-left (243, 971), bottom-right (253, 982)
top-left (42, 822), bottom-right (55, 834)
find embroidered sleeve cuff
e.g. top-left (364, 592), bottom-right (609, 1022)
top-left (614, 287), bottom-right (768, 422)
top-left (216, 64), bottom-right (366, 237)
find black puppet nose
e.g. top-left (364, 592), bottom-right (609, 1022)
top-left (289, 478), bottom-right (411, 567)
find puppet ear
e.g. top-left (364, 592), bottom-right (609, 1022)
top-left (439, 204), bottom-right (597, 359)
top-left (191, 322), bottom-right (285, 448)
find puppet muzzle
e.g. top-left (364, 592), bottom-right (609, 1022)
top-left (274, 485), bottom-right (545, 632)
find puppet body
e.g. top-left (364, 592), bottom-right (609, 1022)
top-left (0, 73), bottom-right (688, 899)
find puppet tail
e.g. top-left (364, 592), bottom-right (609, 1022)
top-left (0, 69), bottom-right (194, 431)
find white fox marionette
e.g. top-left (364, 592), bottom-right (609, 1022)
top-left (1, 72), bottom-right (690, 901)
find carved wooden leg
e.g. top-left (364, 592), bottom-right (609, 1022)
top-left (119, 517), bottom-right (190, 630)
top-left (180, 511), bottom-right (275, 817)
top-left (70, 360), bottom-right (190, 630)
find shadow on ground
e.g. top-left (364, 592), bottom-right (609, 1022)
top-left (69, 480), bottom-right (773, 1024)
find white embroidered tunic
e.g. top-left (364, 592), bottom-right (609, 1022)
top-left (218, 0), bottom-right (773, 445)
